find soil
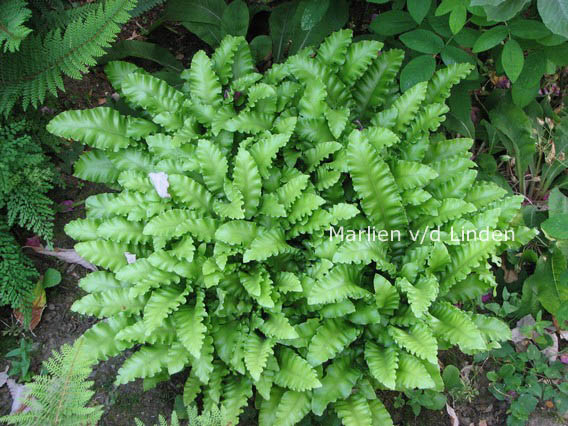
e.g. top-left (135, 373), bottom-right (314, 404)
top-left (0, 1), bottom-right (566, 425)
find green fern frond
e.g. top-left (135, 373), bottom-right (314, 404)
top-left (0, 0), bottom-right (136, 115)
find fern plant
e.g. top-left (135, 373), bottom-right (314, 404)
top-left (48, 30), bottom-right (536, 425)
top-left (0, 0), bottom-right (136, 115)
top-left (135, 405), bottom-right (230, 426)
top-left (0, 119), bottom-right (56, 311)
top-left (0, 219), bottom-right (37, 311)
top-left (0, 342), bottom-right (103, 426)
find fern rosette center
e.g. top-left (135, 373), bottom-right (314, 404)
top-left (47, 30), bottom-right (534, 425)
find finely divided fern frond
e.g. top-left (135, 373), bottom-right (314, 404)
top-left (0, 0), bottom-right (32, 53)
top-left (0, 0), bottom-right (136, 115)
top-left (0, 342), bottom-right (103, 426)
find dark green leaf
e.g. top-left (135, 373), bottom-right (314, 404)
top-left (370, 11), bottom-right (417, 36)
top-left (511, 394), bottom-right (538, 420)
top-left (299, 0), bottom-right (330, 30)
top-left (289, 0), bottom-right (348, 56)
top-left (472, 25), bottom-right (508, 52)
top-left (481, 0), bottom-right (531, 22)
top-left (165, 0), bottom-right (226, 47)
top-left (100, 40), bottom-right (183, 71)
top-left (399, 55), bottom-right (436, 92)
top-left (400, 29), bottom-right (444, 54)
top-left (250, 35), bottom-right (272, 63)
top-left (221, 0), bottom-right (249, 37)
top-left (42, 268), bottom-right (62, 289)
top-left (270, 1), bottom-right (297, 62)
top-left (512, 52), bottom-right (546, 107)
top-left (509, 19), bottom-right (551, 39)
top-left (408, 0), bottom-right (431, 24)
top-left (541, 214), bottom-right (568, 240)
top-left (501, 38), bottom-right (524, 83)
top-left (489, 102), bottom-right (535, 187)
top-left (449, 5), bottom-right (467, 35)
top-left (537, 0), bottom-right (568, 38)
top-left (442, 365), bottom-right (464, 391)
top-left (549, 187), bottom-right (568, 217)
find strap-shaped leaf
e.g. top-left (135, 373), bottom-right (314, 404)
top-left (391, 160), bottom-right (438, 190)
top-left (215, 220), bottom-right (258, 246)
top-left (97, 217), bottom-right (150, 245)
top-left (308, 264), bottom-right (371, 305)
top-left (429, 302), bottom-right (486, 351)
top-left (397, 275), bottom-right (439, 318)
top-left (121, 72), bottom-right (185, 117)
top-left (392, 81), bottom-right (427, 131)
top-left (341, 39), bottom-right (384, 86)
top-left (307, 318), bottom-right (360, 366)
top-left (174, 291), bottom-right (207, 358)
top-left (260, 313), bottom-right (299, 340)
top-left (143, 286), bottom-right (188, 334)
top-left (75, 240), bottom-right (134, 271)
top-left (353, 49), bottom-right (404, 117)
top-left (186, 50), bottom-right (223, 107)
top-left (243, 228), bottom-right (293, 263)
top-left (244, 332), bottom-right (274, 381)
top-left (222, 375), bottom-right (253, 425)
top-left (388, 323), bottom-right (438, 363)
top-left (425, 63), bottom-right (473, 105)
top-left (335, 393), bottom-right (372, 426)
top-left (234, 148), bottom-right (262, 218)
top-left (365, 342), bottom-right (398, 389)
top-left (395, 352), bottom-right (435, 390)
top-left (47, 107), bottom-right (133, 151)
top-left (196, 139), bottom-right (228, 193)
top-left (74, 150), bottom-right (120, 183)
top-left (274, 348), bottom-right (321, 391)
top-left (72, 288), bottom-right (147, 318)
top-left (317, 28), bottom-right (353, 67)
top-left (168, 174), bottom-right (213, 214)
top-left (347, 137), bottom-right (407, 230)
top-left (312, 356), bottom-right (361, 416)
top-left (77, 314), bottom-right (135, 362)
top-left (115, 344), bottom-right (169, 385)
top-left (369, 400), bottom-right (393, 426)
top-left (143, 209), bottom-right (197, 238)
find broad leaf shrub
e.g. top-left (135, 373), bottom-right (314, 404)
top-left (47, 30), bottom-right (536, 425)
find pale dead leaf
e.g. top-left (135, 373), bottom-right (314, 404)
top-left (446, 403), bottom-right (459, 426)
top-left (97, 97), bottom-right (106, 105)
top-left (0, 371), bottom-right (31, 414)
top-left (148, 172), bottom-right (171, 198)
top-left (542, 328), bottom-right (559, 362)
top-left (511, 314), bottom-right (536, 343)
top-left (125, 252), bottom-right (137, 264)
top-left (25, 246), bottom-right (97, 271)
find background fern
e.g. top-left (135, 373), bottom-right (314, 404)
top-left (0, 342), bottom-right (103, 426)
top-left (0, 220), bottom-right (37, 311)
top-left (0, 119), bottom-right (55, 242)
top-left (0, 0), bottom-right (32, 53)
top-left (0, 0), bottom-right (137, 115)
top-left (0, 119), bottom-right (56, 311)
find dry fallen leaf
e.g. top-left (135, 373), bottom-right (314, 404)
top-left (25, 246), bottom-right (97, 271)
top-left (0, 368), bottom-right (31, 414)
top-left (446, 403), bottom-right (460, 426)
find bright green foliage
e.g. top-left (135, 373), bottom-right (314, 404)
top-left (0, 343), bottom-right (103, 426)
top-left (0, 0), bottom-right (136, 115)
top-left (49, 30), bottom-right (531, 425)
